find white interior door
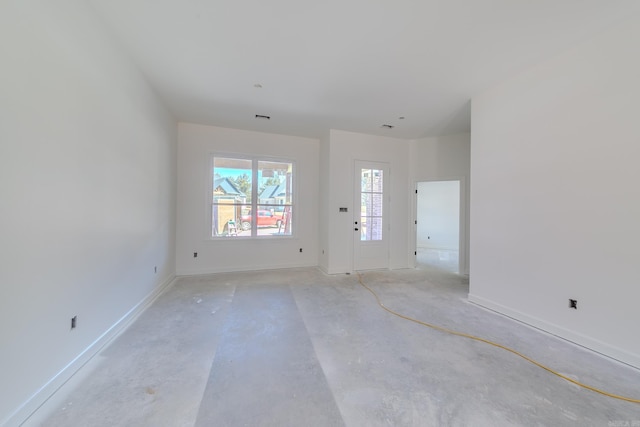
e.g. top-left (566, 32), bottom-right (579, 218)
top-left (353, 161), bottom-right (389, 271)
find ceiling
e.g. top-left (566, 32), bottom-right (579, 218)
top-left (89, 0), bottom-right (640, 140)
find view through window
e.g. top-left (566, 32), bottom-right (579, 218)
top-left (212, 157), bottom-right (293, 237)
top-left (360, 168), bottom-right (383, 241)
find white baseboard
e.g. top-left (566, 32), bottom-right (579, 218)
top-left (4, 274), bottom-right (177, 427)
top-left (468, 293), bottom-right (640, 370)
top-left (176, 261), bottom-right (318, 276)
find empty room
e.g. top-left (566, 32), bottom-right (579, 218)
top-left (1, 1), bottom-right (639, 426)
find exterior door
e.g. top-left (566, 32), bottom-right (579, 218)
top-left (353, 161), bottom-right (389, 270)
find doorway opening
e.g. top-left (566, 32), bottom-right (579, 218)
top-left (415, 180), bottom-right (460, 273)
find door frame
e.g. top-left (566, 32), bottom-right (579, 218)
top-left (412, 176), bottom-right (467, 274)
top-left (353, 160), bottom-right (390, 271)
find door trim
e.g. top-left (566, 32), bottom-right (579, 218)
top-left (353, 160), bottom-right (390, 271)
top-left (412, 176), bottom-right (467, 274)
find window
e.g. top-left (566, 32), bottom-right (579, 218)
top-left (360, 168), bottom-right (383, 241)
top-left (212, 156), bottom-right (293, 237)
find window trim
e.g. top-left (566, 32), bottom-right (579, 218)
top-left (209, 153), bottom-right (296, 240)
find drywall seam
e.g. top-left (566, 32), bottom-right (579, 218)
top-left (468, 294), bottom-right (640, 370)
top-left (5, 274), bottom-right (178, 427)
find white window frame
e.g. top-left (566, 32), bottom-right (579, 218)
top-left (209, 153), bottom-right (295, 239)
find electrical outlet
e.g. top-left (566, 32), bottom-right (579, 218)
top-left (194, 252), bottom-right (198, 258)
top-left (154, 266), bottom-right (157, 274)
top-left (569, 299), bottom-right (578, 309)
top-left (299, 248), bottom-right (303, 253)
top-left (71, 316), bottom-right (77, 330)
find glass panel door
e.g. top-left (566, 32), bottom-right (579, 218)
top-left (360, 168), bottom-right (384, 241)
top-left (353, 161), bottom-right (389, 271)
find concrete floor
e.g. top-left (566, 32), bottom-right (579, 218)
top-left (30, 267), bottom-right (640, 426)
top-left (416, 248), bottom-right (460, 274)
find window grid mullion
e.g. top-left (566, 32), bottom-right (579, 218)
top-left (252, 159), bottom-right (258, 236)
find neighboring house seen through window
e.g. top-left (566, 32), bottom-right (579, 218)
top-left (212, 156), bottom-right (293, 237)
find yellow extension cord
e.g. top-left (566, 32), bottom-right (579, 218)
top-left (356, 273), bottom-right (640, 404)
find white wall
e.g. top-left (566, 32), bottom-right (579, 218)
top-left (0, 1), bottom-right (177, 425)
top-left (318, 131), bottom-right (331, 272)
top-left (470, 16), bottom-right (640, 368)
top-left (417, 181), bottom-right (460, 250)
top-left (176, 123), bottom-right (319, 274)
top-left (322, 129), bottom-right (411, 274)
top-left (410, 134), bottom-right (470, 274)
